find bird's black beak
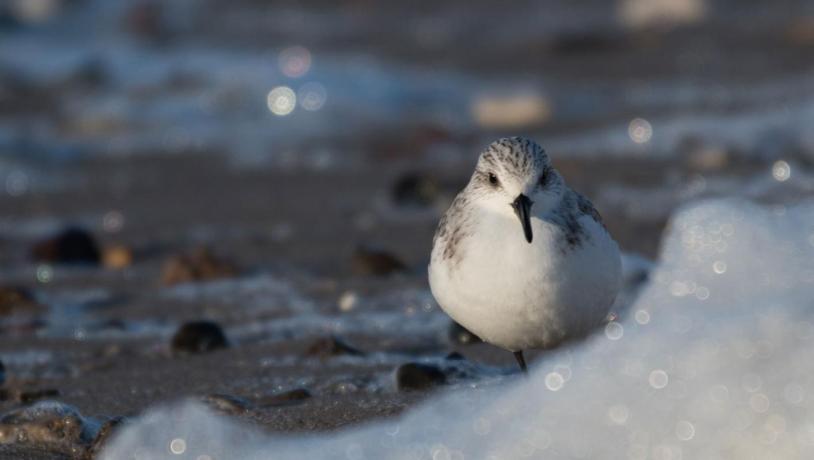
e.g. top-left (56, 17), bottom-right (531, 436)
top-left (511, 194), bottom-right (534, 243)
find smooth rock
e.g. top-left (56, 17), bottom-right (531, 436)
top-left (31, 227), bottom-right (101, 265)
top-left (391, 172), bottom-right (440, 208)
top-left (161, 247), bottom-right (238, 286)
top-left (85, 416), bottom-right (124, 460)
top-left (0, 401), bottom-right (98, 449)
top-left (17, 389), bottom-right (61, 404)
top-left (395, 363), bottom-right (447, 391)
top-left (171, 321), bottom-right (229, 354)
top-left (305, 336), bottom-right (364, 358)
top-left (0, 286), bottom-right (43, 316)
top-left (257, 388), bottom-right (311, 407)
top-left (200, 394), bottom-right (251, 415)
top-left (351, 246), bottom-right (406, 276)
top-left (445, 351), bottom-right (466, 361)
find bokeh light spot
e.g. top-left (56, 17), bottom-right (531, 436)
top-left (103, 210), bottom-right (125, 233)
top-left (649, 370), bottom-right (669, 389)
top-left (267, 86), bottom-right (297, 116)
top-left (298, 82), bottom-right (328, 111)
top-left (545, 372), bottom-right (565, 391)
top-left (605, 322), bottom-right (624, 340)
top-left (608, 404), bottom-right (630, 425)
top-left (628, 118), bottom-right (653, 144)
top-left (749, 393), bottom-right (770, 413)
top-left (36, 265), bottom-right (53, 283)
top-left (635, 310), bottom-right (650, 325)
top-left (772, 160), bottom-right (791, 182)
top-left (784, 383), bottom-right (805, 405)
top-left (676, 421), bottom-right (695, 441)
top-left (169, 438), bottom-right (186, 455)
top-left (279, 46), bottom-right (312, 78)
top-left (712, 260), bottom-right (727, 274)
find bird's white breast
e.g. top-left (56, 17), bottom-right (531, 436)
top-left (429, 208), bottom-right (621, 351)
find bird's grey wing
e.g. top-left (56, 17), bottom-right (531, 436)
top-left (432, 193), bottom-right (473, 264)
top-left (574, 191), bottom-right (606, 229)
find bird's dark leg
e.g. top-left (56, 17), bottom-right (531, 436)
top-left (513, 350), bottom-right (528, 374)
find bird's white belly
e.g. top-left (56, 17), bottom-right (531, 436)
top-left (429, 214), bottom-right (621, 351)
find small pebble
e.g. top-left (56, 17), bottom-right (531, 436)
top-left (337, 290), bottom-right (358, 312)
top-left (31, 227), bottom-right (101, 265)
top-left (200, 394), bottom-right (251, 415)
top-left (257, 388), bottom-right (311, 407)
top-left (171, 321), bottom-right (229, 354)
top-left (0, 401), bottom-right (98, 449)
top-left (395, 363), bottom-right (447, 391)
top-left (85, 416), bottom-right (125, 460)
top-left (161, 247), bottom-right (238, 286)
top-left (0, 286), bottom-right (42, 316)
top-left (391, 172), bottom-right (440, 208)
top-left (305, 336), bottom-right (364, 358)
top-left (17, 388), bottom-right (61, 404)
top-left (351, 246), bottom-right (406, 276)
top-left (448, 321), bottom-right (482, 345)
top-left (102, 244), bottom-right (133, 269)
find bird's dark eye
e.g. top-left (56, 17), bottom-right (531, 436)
top-left (488, 173), bottom-right (499, 186)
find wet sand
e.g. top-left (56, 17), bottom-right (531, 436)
top-left (2, 149), bottom-right (812, 458)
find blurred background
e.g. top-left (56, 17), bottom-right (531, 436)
top-left (0, 0), bottom-right (814, 456)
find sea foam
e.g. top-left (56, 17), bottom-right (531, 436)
top-left (102, 198), bottom-right (814, 459)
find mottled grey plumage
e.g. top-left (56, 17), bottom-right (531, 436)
top-left (433, 137), bottom-right (605, 267)
top-left (428, 136), bottom-right (622, 363)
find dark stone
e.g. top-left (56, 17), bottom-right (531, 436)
top-left (395, 363), bottom-right (447, 391)
top-left (391, 172), bottom-right (440, 207)
top-left (85, 416), bottom-right (125, 460)
top-left (351, 246), bottom-right (406, 276)
top-left (445, 351), bottom-right (466, 361)
top-left (18, 388), bottom-right (61, 403)
top-left (0, 286), bottom-right (43, 316)
top-left (200, 394), bottom-right (251, 415)
top-left (448, 321), bottom-right (482, 345)
top-left (0, 401), bottom-right (97, 449)
top-left (31, 227), bottom-right (101, 265)
top-left (161, 247), bottom-right (238, 286)
top-left (171, 321), bottom-right (228, 354)
top-left (305, 336), bottom-right (364, 358)
top-left (257, 388), bottom-right (312, 407)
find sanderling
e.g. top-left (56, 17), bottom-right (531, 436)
top-left (429, 137), bottom-right (622, 372)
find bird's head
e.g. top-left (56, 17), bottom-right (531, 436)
top-left (468, 137), bottom-right (565, 243)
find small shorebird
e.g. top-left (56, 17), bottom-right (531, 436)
top-left (429, 137), bottom-right (621, 372)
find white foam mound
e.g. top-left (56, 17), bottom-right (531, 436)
top-left (102, 199), bottom-right (814, 460)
